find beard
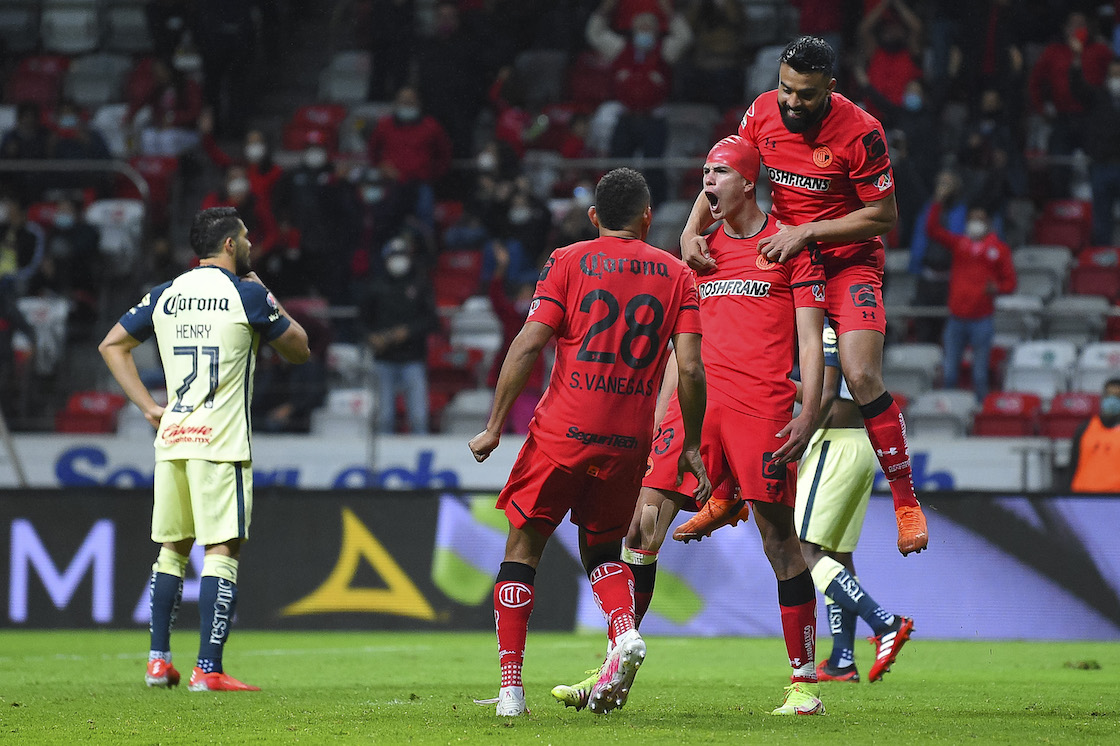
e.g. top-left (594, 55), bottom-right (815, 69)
top-left (778, 96), bottom-right (830, 134)
top-left (235, 250), bottom-right (252, 277)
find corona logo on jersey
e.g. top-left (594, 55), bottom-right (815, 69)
top-left (765, 166), bottom-right (830, 192)
top-left (578, 252), bottom-right (670, 279)
top-left (160, 294), bottom-right (231, 317)
top-left (497, 583), bottom-right (533, 608)
top-left (697, 278), bottom-right (772, 299)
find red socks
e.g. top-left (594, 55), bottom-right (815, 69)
top-left (494, 562), bottom-right (536, 688)
top-left (860, 392), bottom-right (919, 509)
top-left (589, 561), bottom-right (636, 644)
top-left (778, 570), bottom-right (817, 683)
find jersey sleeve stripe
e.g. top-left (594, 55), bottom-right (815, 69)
top-left (790, 281), bottom-right (823, 289)
top-left (681, 304), bottom-right (700, 311)
top-left (536, 296), bottom-right (565, 311)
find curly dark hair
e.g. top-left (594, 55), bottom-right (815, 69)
top-left (594, 168), bottom-right (650, 231)
top-left (779, 36), bottom-right (836, 78)
top-left (189, 207), bottom-right (242, 258)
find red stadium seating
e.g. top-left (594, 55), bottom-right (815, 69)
top-left (125, 57), bottom-right (157, 110)
top-left (6, 55), bottom-right (71, 107)
top-left (54, 391), bottom-right (127, 433)
top-left (120, 155), bottom-right (179, 228)
top-left (1039, 392), bottom-right (1100, 439)
top-left (971, 391), bottom-right (1041, 436)
top-left (25, 201), bottom-right (59, 227)
top-left (1032, 199), bottom-right (1092, 252)
top-left (433, 249), bottom-right (483, 309)
top-left (566, 50), bottom-right (612, 108)
top-left (1070, 247), bottom-right (1120, 300)
top-left (282, 103), bottom-right (348, 152)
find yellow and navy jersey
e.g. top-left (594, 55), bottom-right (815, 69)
top-left (119, 265), bottom-right (290, 462)
top-left (822, 320), bottom-right (853, 402)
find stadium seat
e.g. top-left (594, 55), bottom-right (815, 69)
top-left (745, 44), bottom-right (787, 101)
top-left (428, 336), bottom-right (483, 399)
top-left (1071, 341), bottom-right (1120, 393)
top-left (883, 342), bottom-right (942, 400)
top-left (1044, 294), bottom-right (1109, 345)
top-left (118, 156), bottom-right (177, 228)
top-left (1032, 199), bottom-right (1092, 251)
top-left (55, 391), bottom-right (128, 433)
top-left (1002, 339), bottom-right (1078, 401)
top-left (0, 2), bottom-right (39, 54)
top-left (325, 342), bottom-right (369, 387)
top-left (883, 270), bottom-right (916, 307)
top-left (282, 103), bottom-right (348, 152)
top-left (993, 294), bottom-right (1043, 346)
top-left (125, 56), bottom-right (157, 110)
top-left (1069, 247), bottom-right (1120, 300)
top-left (1040, 392), bottom-right (1100, 439)
top-left (971, 391), bottom-right (1041, 437)
top-left (0, 105), bottom-right (16, 134)
top-left (310, 387), bottom-right (375, 437)
top-left (449, 295), bottom-right (503, 352)
top-left (105, 0), bottom-right (153, 53)
top-left (647, 199), bottom-right (696, 252)
top-left (16, 296), bottom-right (70, 376)
top-left (90, 103), bottom-right (131, 157)
top-left (513, 49), bottom-right (569, 107)
top-left (6, 65), bottom-right (64, 108)
top-left (665, 103), bottom-right (721, 158)
top-left (433, 250), bottom-right (483, 310)
top-left (26, 201), bottom-right (59, 227)
top-left (1012, 245), bottom-right (1072, 300)
top-left (318, 51), bottom-right (372, 104)
top-left (64, 53), bottom-right (133, 108)
top-left (41, 3), bottom-right (102, 54)
top-left (439, 388), bottom-right (495, 435)
top-left (84, 199), bottom-right (145, 267)
top-left (905, 389), bottom-right (978, 438)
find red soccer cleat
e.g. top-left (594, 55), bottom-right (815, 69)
top-left (816, 660), bottom-right (860, 682)
top-left (672, 496), bottom-right (750, 543)
top-left (868, 616), bottom-right (915, 682)
top-left (145, 658), bottom-right (180, 688)
top-left (895, 504), bottom-right (929, 556)
top-left (188, 667), bottom-right (261, 692)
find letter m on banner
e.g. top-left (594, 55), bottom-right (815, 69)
top-left (9, 519), bottom-right (115, 623)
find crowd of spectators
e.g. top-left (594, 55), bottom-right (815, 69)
top-left (3, 0), bottom-right (1120, 434)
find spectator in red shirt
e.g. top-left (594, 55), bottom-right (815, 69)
top-left (487, 242), bottom-right (543, 434)
top-left (198, 109), bottom-right (284, 214)
top-left (367, 86), bottom-right (453, 228)
top-left (586, 0), bottom-right (692, 204)
top-left (925, 182), bottom-right (1017, 401)
top-left (856, 0), bottom-right (923, 121)
top-left (1029, 10), bottom-right (1113, 196)
top-left (201, 165), bottom-right (278, 257)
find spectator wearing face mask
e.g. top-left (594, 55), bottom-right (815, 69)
top-left (358, 233), bottom-right (438, 434)
top-left (1070, 57), bottom-right (1120, 244)
top-left (0, 198), bottom-right (45, 293)
top-left (201, 165), bottom-right (278, 256)
top-left (852, 72), bottom-right (941, 189)
top-left (45, 101), bottom-right (113, 194)
top-left (924, 189), bottom-right (1016, 402)
top-left (198, 109), bottom-right (284, 213)
top-left (367, 86), bottom-right (453, 228)
top-left (34, 198), bottom-right (101, 321)
top-left (1069, 378), bottom-right (1120, 493)
top-left (132, 58), bottom-right (204, 157)
top-left (586, 0), bottom-right (692, 204)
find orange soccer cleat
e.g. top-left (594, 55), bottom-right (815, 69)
top-left (672, 496), bottom-right (750, 543)
top-left (895, 504), bottom-right (929, 556)
top-left (145, 658), bottom-right (180, 688)
top-left (188, 667), bottom-right (261, 692)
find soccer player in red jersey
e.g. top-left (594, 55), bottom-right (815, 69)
top-left (556, 135), bottom-right (828, 716)
top-left (468, 168), bottom-right (711, 717)
top-left (679, 36), bottom-right (929, 557)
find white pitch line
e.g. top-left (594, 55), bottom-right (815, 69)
top-left (0, 644), bottom-right (434, 665)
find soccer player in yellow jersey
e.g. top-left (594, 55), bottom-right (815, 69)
top-left (99, 207), bottom-right (309, 691)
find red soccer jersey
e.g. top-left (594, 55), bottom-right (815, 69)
top-left (698, 218), bottom-right (826, 420)
top-left (738, 90), bottom-right (894, 272)
top-left (527, 236), bottom-right (701, 476)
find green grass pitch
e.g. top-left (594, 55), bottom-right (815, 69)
top-left (2, 630), bottom-right (1118, 744)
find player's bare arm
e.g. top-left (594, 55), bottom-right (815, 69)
top-left (773, 306), bottom-right (825, 464)
top-left (653, 349), bottom-right (679, 428)
top-left (98, 323), bottom-right (165, 428)
top-left (468, 320), bottom-right (554, 462)
top-left (669, 331), bottom-right (711, 503)
top-left (758, 192), bottom-right (898, 263)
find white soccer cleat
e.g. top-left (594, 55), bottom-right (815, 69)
top-left (588, 629), bottom-right (646, 715)
top-left (494, 686), bottom-right (527, 716)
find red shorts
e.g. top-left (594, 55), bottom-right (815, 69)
top-left (497, 435), bottom-right (642, 545)
top-left (823, 263), bottom-right (886, 335)
top-left (643, 396), bottom-right (796, 511)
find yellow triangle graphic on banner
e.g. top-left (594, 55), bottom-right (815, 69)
top-left (282, 507), bottom-right (436, 620)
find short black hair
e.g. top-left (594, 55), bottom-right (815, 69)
top-left (189, 207), bottom-right (242, 258)
top-left (779, 36), bottom-right (836, 78)
top-left (1105, 377), bottom-right (1120, 391)
top-left (594, 168), bottom-right (650, 231)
